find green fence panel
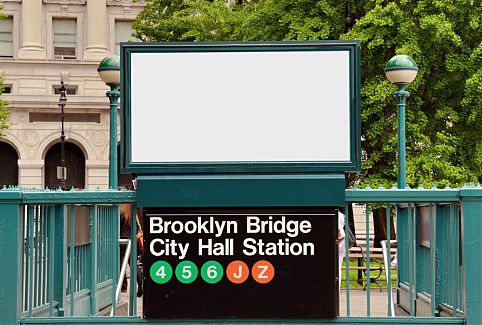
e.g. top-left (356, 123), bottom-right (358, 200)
top-left (0, 191), bottom-right (23, 325)
top-left (460, 187), bottom-right (482, 325)
top-left (2, 187), bottom-right (481, 324)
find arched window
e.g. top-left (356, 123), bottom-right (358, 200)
top-left (44, 142), bottom-right (85, 189)
top-left (0, 142), bottom-right (19, 187)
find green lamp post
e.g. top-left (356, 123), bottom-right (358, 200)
top-left (97, 55), bottom-right (120, 190)
top-left (385, 54), bottom-right (419, 189)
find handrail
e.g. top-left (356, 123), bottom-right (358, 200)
top-left (381, 240), bottom-right (397, 317)
top-left (111, 239), bottom-right (131, 317)
top-left (346, 187), bottom-right (460, 202)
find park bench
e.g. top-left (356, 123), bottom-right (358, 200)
top-left (348, 243), bottom-right (397, 290)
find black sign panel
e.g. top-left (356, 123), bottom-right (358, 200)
top-left (142, 207), bottom-right (338, 319)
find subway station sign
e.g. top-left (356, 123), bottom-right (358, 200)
top-left (120, 41), bottom-right (362, 320)
top-left (143, 207), bottom-right (338, 319)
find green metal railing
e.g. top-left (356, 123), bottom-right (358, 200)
top-left (0, 188), bottom-right (136, 324)
top-left (1, 185), bottom-right (481, 325)
top-left (344, 185), bottom-right (481, 325)
top-left (20, 196), bottom-right (134, 318)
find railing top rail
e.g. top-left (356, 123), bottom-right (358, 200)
top-left (0, 187), bottom-right (136, 205)
top-left (346, 185), bottom-right (481, 203)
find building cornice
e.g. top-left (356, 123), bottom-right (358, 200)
top-left (107, 0), bottom-right (145, 7)
top-left (0, 58), bottom-right (103, 67)
top-left (6, 97), bottom-right (111, 110)
top-left (42, 0), bottom-right (86, 4)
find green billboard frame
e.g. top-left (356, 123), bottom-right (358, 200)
top-left (120, 41), bottom-right (361, 175)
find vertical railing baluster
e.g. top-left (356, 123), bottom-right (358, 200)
top-left (69, 205), bottom-right (75, 316)
top-left (408, 203), bottom-right (415, 316)
top-left (85, 245), bottom-right (87, 290)
top-left (457, 204), bottom-right (462, 315)
top-left (38, 207), bottom-right (42, 307)
top-left (100, 208), bottom-right (102, 281)
top-left (44, 206), bottom-right (49, 307)
top-left (77, 246), bottom-right (80, 292)
top-left (43, 206), bottom-right (47, 306)
top-left (97, 207), bottom-right (100, 283)
top-left (452, 204), bottom-right (457, 317)
top-left (101, 207), bottom-right (105, 281)
top-left (97, 206), bottom-right (104, 284)
top-left (109, 205), bottom-right (115, 316)
top-left (458, 203), bottom-right (462, 315)
top-left (108, 207), bottom-right (112, 285)
top-left (430, 203), bottom-right (436, 316)
top-left (395, 205), bottom-right (402, 301)
top-left (386, 203), bottom-right (392, 316)
top-left (90, 204), bottom-right (98, 316)
top-left (37, 206), bottom-right (42, 307)
top-left (107, 207), bottom-right (111, 285)
top-left (106, 208), bottom-right (108, 278)
top-left (80, 245), bottom-right (83, 291)
top-left (446, 205), bottom-right (450, 309)
top-left (45, 207), bottom-right (49, 313)
top-left (106, 207), bottom-right (108, 282)
top-left (22, 206), bottom-right (26, 312)
top-left (97, 208), bottom-right (100, 283)
top-left (130, 204), bottom-right (137, 316)
top-left (48, 206), bottom-right (55, 317)
top-left (40, 206), bottom-right (44, 307)
top-left (446, 204), bottom-right (451, 314)
top-left (344, 204), bottom-right (350, 317)
top-left (34, 206), bottom-right (39, 309)
top-left (42, 206), bottom-right (46, 306)
top-left (27, 206), bottom-right (34, 317)
top-left (413, 203), bottom-right (417, 313)
top-left (37, 206), bottom-right (45, 306)
top-left (83, 245), bottom-right (86, 291)
top-left (23, 207), bottom-right (27, 312)
top-left (82, 245), bottom-right (85, 290)
top-left (97, 206), bottom-right (104, 283)
top-left (365, 204), bottom-right (370, 316)
top-left (80, 245), bottom-right (82, 292)
top-left (104, 207), bottom-right (107, 282)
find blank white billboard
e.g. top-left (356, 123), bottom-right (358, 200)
top-left (129, 50), bottom-right (351, 163)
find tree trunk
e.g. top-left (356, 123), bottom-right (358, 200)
top-left (372, 207), bottom-right (396, 248)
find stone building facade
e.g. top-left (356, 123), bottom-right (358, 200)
top-left (0, 0), bottom-right (144, 189)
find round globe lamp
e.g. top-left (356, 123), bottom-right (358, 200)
top-left (384, 54), bottom-right (418, 85)
top-left (97, 55), bottom-right (120, 86)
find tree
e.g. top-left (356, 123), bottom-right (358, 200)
top-left (0, 78), bottom-right (9, 137)
top-left (343, 0), bottom-right (482, 188)
top-left (133, 0), bottom-right (243, 42)
top-left (132, 0), bottom-right (482, 187)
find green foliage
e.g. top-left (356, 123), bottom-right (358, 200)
top-left (132, 0), bottom-right (244, 42)
top-left (344, 0), bottom-right (482, 187)
top-left (0, 79), bottom-right (9, 137)
top-left (133, 0), bottom-right (482, 187)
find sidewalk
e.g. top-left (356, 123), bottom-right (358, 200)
top-left (339, 289), bottom-right (394, 317)
top-left (122, 287), bottom-right (403, 318)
